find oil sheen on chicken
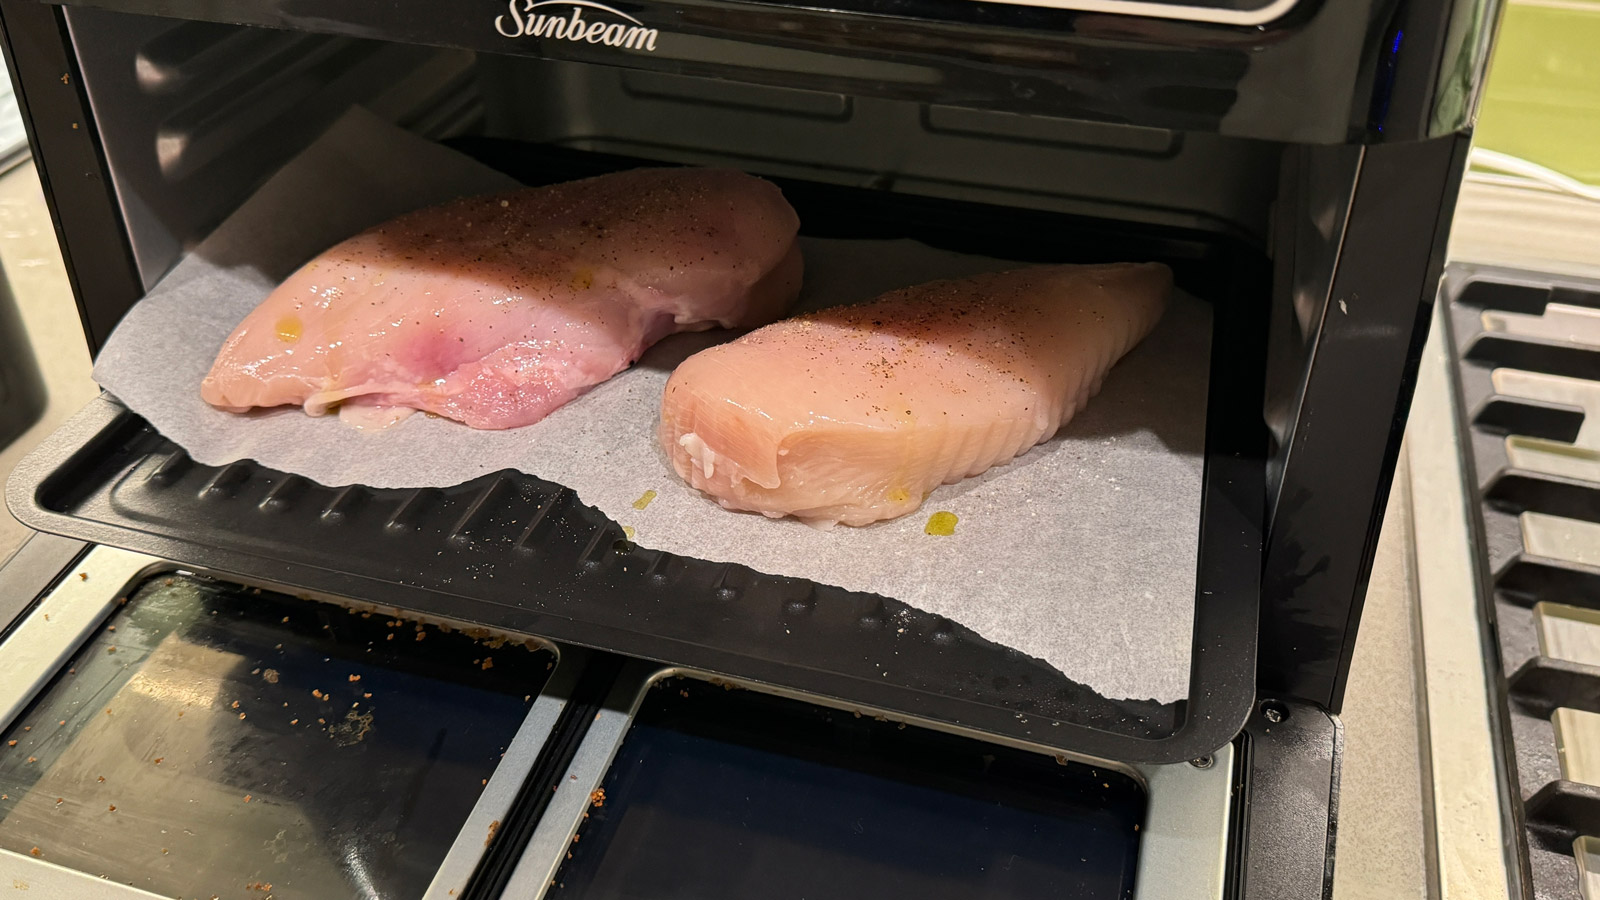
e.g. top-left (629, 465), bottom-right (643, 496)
top-left (202, 168), bottom-right (802, 429)
top-left (659, 263), bottom-right (1171, 526)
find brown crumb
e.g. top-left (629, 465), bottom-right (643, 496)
top-left (679, 690), bottom-right (688, 698)
top-left (415, 632), bottom-right (425, 641)
top-left (106, 647), bottom-right (115, 654)
top-left (29, 847), bottom-right (39, 857)
top-left (78, 573), bottom-right (87, 581)
top-left (311, 690), bottom-right (323, 699)
top-left (480, 657), bottom-right (493, 671)
top-left (317, 718), bottom-right (325, 725)
top-left (108, 805), bottom-right (116, 812)
top-left (485, 819), bottom-right (500, 848)
top-left (289, 719), bottom-right (298, 725)
top-left (238, 713), bottom-right (246, 720)
top-left (242, 795), bottom-right (252, 803)
top-left (54, 798), bottom-right (62, 805)
top-left (6, 741), bottom-right (14, 747)
top-left (163, 578), bottom-right (173, 586)
top-left (98, 774), bottom-right (106, 781)
top-left (107, 626), bottom-right (115, 632)
top-left (161, 848), bottom-right (168, 854)
top-left (22, 726), bottom-right (29, 732)
top-left (57, 720), bottom-right (64, 726)
top-left (176, 711), bottom-right (184, 718)
top-left (26, 757), bottom-right (36, 764)
top-left (104, 709), bottom-right (112, 715)
top-left (281, 617), bottom-right (289, 623)
top-left (482, 779), bottom-right (488, 786)
top-left (262, 669), bottom-right (280, 684)
top-left (589, 789), bottom-right (606, 808)
top-left (246, 881), bottom-right (272, 893)
top-left (386, 634), bottom-right (395, 641)
top-left (231, 701), bottom-right (240, 709)
top-left (348, 674), bottom-right (361, 682)
top-left (362, 692), bottom-right (371, 699)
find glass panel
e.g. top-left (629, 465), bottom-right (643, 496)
top-left (553, 677), bottom-right (1145, 900)
top-left (0, 573), bottom-right (552, 900)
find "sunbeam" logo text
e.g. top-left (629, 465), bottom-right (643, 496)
top-left (494, 0), bottom-right (660, 51)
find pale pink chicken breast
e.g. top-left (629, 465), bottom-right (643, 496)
top-left (202, 168), bottom-right (802, 429)
top-left (659, 263), bottom-right (1171, 526)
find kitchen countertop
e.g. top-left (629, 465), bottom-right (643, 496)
top-left (0, 159), bottom-right (96, 564)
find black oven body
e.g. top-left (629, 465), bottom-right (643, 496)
top-left (0, 0), bottom-right (1498, 895)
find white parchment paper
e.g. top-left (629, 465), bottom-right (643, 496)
top-left (94, 108), bottom-right (1207, 702)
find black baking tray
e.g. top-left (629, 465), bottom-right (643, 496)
top-left (5, 139), bottom-right (1266, 765)
top-left (1442, 262), bottom-right (1600, 897)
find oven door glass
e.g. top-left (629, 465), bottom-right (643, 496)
top-left (552, 676), bottom-right (1146, 899)
top-left (0, 572), bottom-right (553, 900)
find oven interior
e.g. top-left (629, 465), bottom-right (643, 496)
top-left (2, 3), bottom-right (1422, 769)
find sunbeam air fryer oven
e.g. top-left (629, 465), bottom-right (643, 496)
top-left (0, 0), bottom-right (1497, 896)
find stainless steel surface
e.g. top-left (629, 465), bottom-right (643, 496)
top-left (0, 852), bottom-right (169, 899)
top-left (422, 649), bottom-right (587, 900)
top-left (1133, 745), bottom-right (1234, 900)
top-left (0, 547), bottom-right (162, 731)
top-left (0, 548), bottom-right (572, 900)
top-left (506, 663), bottom-right (1235, 900)
top-left (502, 660), bottom-right (656, 899)
top-left (0, 547), bottom-right (169, 900)
top-left (1407, 299), bottom-right (1516, 899)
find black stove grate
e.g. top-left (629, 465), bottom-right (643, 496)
top-left (1443, 263), bottom-right (1600, 899)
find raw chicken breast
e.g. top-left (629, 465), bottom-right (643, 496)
top-left (202, 168), bottom-right (802, 429)
top-left (659, 263), bottom-right (1171, 526)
